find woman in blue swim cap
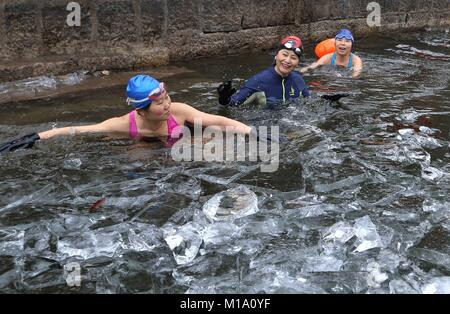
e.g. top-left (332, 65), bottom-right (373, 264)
top-left (300, 29), bottom-right (363, 78)
top-left (0, 74), bottom-right (252, 152)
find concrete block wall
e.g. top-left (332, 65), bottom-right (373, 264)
top-left (0, 0), bottom-right (449, 82)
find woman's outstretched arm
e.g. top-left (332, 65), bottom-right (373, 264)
top-left (174, 102), bottom-right (252, 134)
top-left (38, 117), bottom-right (127, 139)
top-left (1, 116), bottom-right (128, 154)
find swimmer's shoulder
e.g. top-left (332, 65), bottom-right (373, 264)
top-left (318, 53), bottom-right (334, 65)
top-left (169, 102), bottom-right (190, 124)
top-left (352, 53), bottom-right (363, 67)
top-left (97, 113), bottom-right (131, 133)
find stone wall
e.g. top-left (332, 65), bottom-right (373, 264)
top-left (0, 0), bottom-right (449, 82)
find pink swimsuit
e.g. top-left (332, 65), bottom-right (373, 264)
top-left (128, 110), bottom-right (183, 146)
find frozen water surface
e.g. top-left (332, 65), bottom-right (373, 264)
top-left (0, 30), bottom-right (449, 293)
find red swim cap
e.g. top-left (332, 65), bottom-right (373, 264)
top-left (279, 35), bottom-right (303, 57)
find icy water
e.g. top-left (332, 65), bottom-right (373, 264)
top-left (0, 29), bottom-right (449, 294)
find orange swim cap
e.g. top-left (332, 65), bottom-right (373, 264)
top-left (315, 38), bottom-right (336, 59)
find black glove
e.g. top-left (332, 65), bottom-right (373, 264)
top-left (320, 93), bottom-right (350, 102)
top-left (0, 133), bottom-right (41, 154)
top-left (217, 81), bottom-right (236, 106)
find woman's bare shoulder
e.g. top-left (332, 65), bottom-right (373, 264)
top-left (170, 102), bottom-right (192, 113)
top-left (98, 113), bottom-right (130, 132)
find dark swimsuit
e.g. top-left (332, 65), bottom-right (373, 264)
top-left (330, 52), bottom-right (354, 68)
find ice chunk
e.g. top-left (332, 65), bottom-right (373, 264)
top-left (418, 126), bottom-right (435, 135)
top-left (23, 225), bottom-right (51, 253)
top-left (378, 146), bottom-right (431, 164)
top-left (285, 194), bottom-right (325, 206)
top-left (243, 267), bottom-right (327, 294)
top-left (366, 262), bottom-right (388, 288)
top-left (314, 174), bottom-right (367, 193)
top-left (377, 250), bottom-right (406, 272)
top-left (0, 269), bottom-right (17, 289)
top-left (389, 279), bottom-right (419, 294)
top-left (0, 184), bottom-right (55, 213)
top-left (422, 277), bottom-right (450, 294)
top-left (233, 239), bottom-right (263, 256)
top-left (421, 165), bottom-right (447, 182)
top-left (202, 185), bottom-right (259, 221)
top-left (202, 222), bottom-right (241, 246)
top-left (423, 199), bottom-right (449, 212)
top-left (57, 230), bottom-right (123, 260)
top-left (243, 217), bottom-right (285, 235)
top-left (398, 128), bottom-right (415, 137)
top-left (353, 216), bottom-right (383, 252)
top-left (63, 158), bottom-right (82, 170)
top-left (20, 75), bottom-right (57, 90)
top-left (163, 222), bottom-right (203, 265)
top-left (60, 71), bottom-right (87, 86)
top-left (302, 256), bottom-right (344, 272)
top-left (0, 230), bottom-right (25, 256)
top-left (413, 134), bottom-right (443, 149)
top-left (296, 204), bottom-right (334, 218)
top-left (60, 214), bottom-right (95, 232)
top-left (323, 221), bottom-right (355, 244)
top-left (156, 174), bottom-right (201, 199)
top-left (397, 111), bottom-right (422, 123)
top-left (408, 248), bottom-right (450, 271)
top-left (122, 224), bottom-right (161, 252)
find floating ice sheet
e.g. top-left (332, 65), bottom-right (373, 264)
top-left (57, 230), bottom-right (123, 260)
top-left (314, 174), bottom-right (367, 193)
top-left (323, 221), bottom-right (355, 244)
top-left (302, 256), bottom-right (344, 273)
top-left (422, 277), bottom-right (450, 294)
top-left (202, 222), bottom-right (241, 246)
top-left (0, 230), bottom-right (24, 256)
top-left (353, 216), bottom-right (383, 252)
top-left (202, 185), bottom-right (259, 221)
top-left (163, 222), bottom-right (203, 265)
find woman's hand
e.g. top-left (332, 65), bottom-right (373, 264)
top-left (0, 133), bottom-right (41, 154)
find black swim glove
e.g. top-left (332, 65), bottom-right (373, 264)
top-left (217, 81), bottom-right (236, 106)
top-left (320, 93), bottom-right (350, 102)
top-left (0, 133), bottom-right (41, 154)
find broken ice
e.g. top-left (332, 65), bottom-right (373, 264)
top-left (353, 216), bottom-right (383, 252)
top-left (163, 222), bottom-right (203, 265)
top-left (202, 185), bottom-right (259, 221)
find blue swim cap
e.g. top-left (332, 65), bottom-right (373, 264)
top-left (335, 29), bottom-right (354, 43)
top-left (126, 75), bottom-right (161, 109)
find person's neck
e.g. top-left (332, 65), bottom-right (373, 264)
top-left (273, 66), bottom-right (289, 78)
